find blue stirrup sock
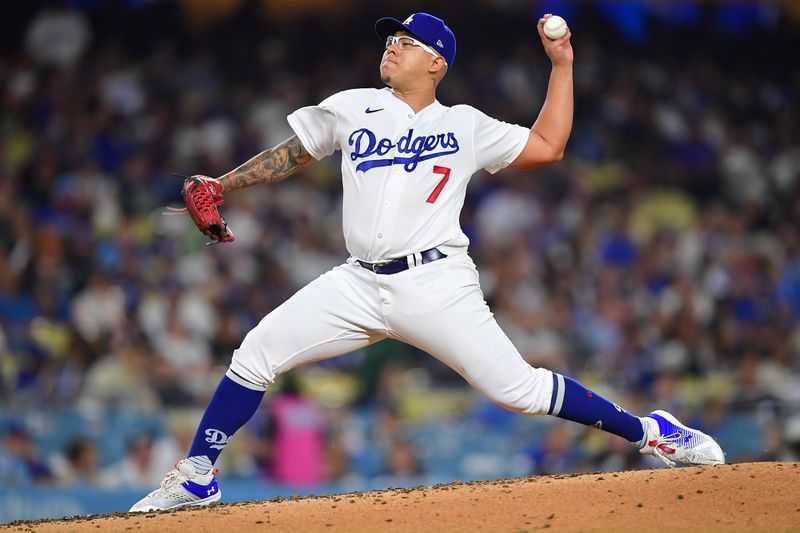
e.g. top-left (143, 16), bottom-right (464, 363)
top-left (186, 375), bottom-right (265, 474)
top-left (548, 373), bottom-right (645, 444)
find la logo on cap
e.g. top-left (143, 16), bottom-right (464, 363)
top-left (375, 12), bottom-right (457, 66)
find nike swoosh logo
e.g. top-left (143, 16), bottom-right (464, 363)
top-left (365, 107), bottom-right (384, 114)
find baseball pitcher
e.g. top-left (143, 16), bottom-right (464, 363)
top-left (131, 13), bottom-right (724, 512)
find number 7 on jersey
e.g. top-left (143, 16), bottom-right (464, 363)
top-left (426, 165), bottom-right (451, 204)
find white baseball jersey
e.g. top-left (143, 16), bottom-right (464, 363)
top-left (230, 87), bottom-right (555, 417)
top-left (287, 87), bottom-right (530, 262)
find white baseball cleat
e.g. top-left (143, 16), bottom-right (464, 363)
top-left (129, 459), bottom-right (221, 512)
top-left (639, 410), bottom-right (725, 467)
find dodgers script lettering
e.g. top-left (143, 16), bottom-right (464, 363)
top-left (348, 128), bottom-right (460, 172)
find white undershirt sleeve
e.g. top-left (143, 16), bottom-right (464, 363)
top-left (472, 108), bottom-right (530, 174)
top-left (286, 93), bottom-right (340, 160)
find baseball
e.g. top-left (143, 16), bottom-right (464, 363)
top-left (543, 15), bottom-right (568, 40)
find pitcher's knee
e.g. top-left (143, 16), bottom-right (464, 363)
top-left (226, 329), bottom-right (278, 391)
top-left (226, 349), bottom-right (269, 391)
top-left (475, 365), bottom-right (554, 416)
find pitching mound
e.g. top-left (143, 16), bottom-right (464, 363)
top-left (5, 462), bottom-right (798, 532)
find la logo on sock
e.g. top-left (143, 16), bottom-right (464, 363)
top-left (204, 428), bottom-right (230, 450)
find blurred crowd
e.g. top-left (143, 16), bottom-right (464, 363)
top-left (1, 0), bottom-right (799, 491)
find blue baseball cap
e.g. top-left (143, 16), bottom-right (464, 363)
top-left (375, 13), bottom-right (456, 67)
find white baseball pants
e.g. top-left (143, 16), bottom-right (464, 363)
top-left (226, 253), bottom-right (554, 416)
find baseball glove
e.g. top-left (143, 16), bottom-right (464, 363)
top-left (174, 174), bottom-right (235, 243)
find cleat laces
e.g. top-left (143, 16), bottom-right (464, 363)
top-left (648, 440), bottom-right (677, 467)
top-left (157, 464), bottom-right (185, 492)
top-left (645, 429), bottom-right (696, 467)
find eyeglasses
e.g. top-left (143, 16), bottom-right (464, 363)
top-left (385, 35), bottom-right (445, 64)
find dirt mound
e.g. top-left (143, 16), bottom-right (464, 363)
top-left (5, 462), bottom-right (798, 532)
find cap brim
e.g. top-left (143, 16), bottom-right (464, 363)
top-left (375, 17), bottom-right (421, 41)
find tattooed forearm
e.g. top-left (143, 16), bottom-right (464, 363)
top-left (217, 135), bottom-right (315, 192)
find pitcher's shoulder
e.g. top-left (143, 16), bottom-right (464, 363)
top-left (338, 87), bottom-right (385, 98)
top-left (323, 88), bottom-right (387, 112)
top-left (332, 87), bottom-right (387, 102)
top-left (447, 103), bottom-right (483, 118)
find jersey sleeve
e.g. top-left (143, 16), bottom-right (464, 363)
top-left (286, 93), bottom-right (340, 160)
top-left (471, 108), bottom-right (530, 174)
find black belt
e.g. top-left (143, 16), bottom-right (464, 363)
top-left (357, 247), bottom-right (447, 275)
